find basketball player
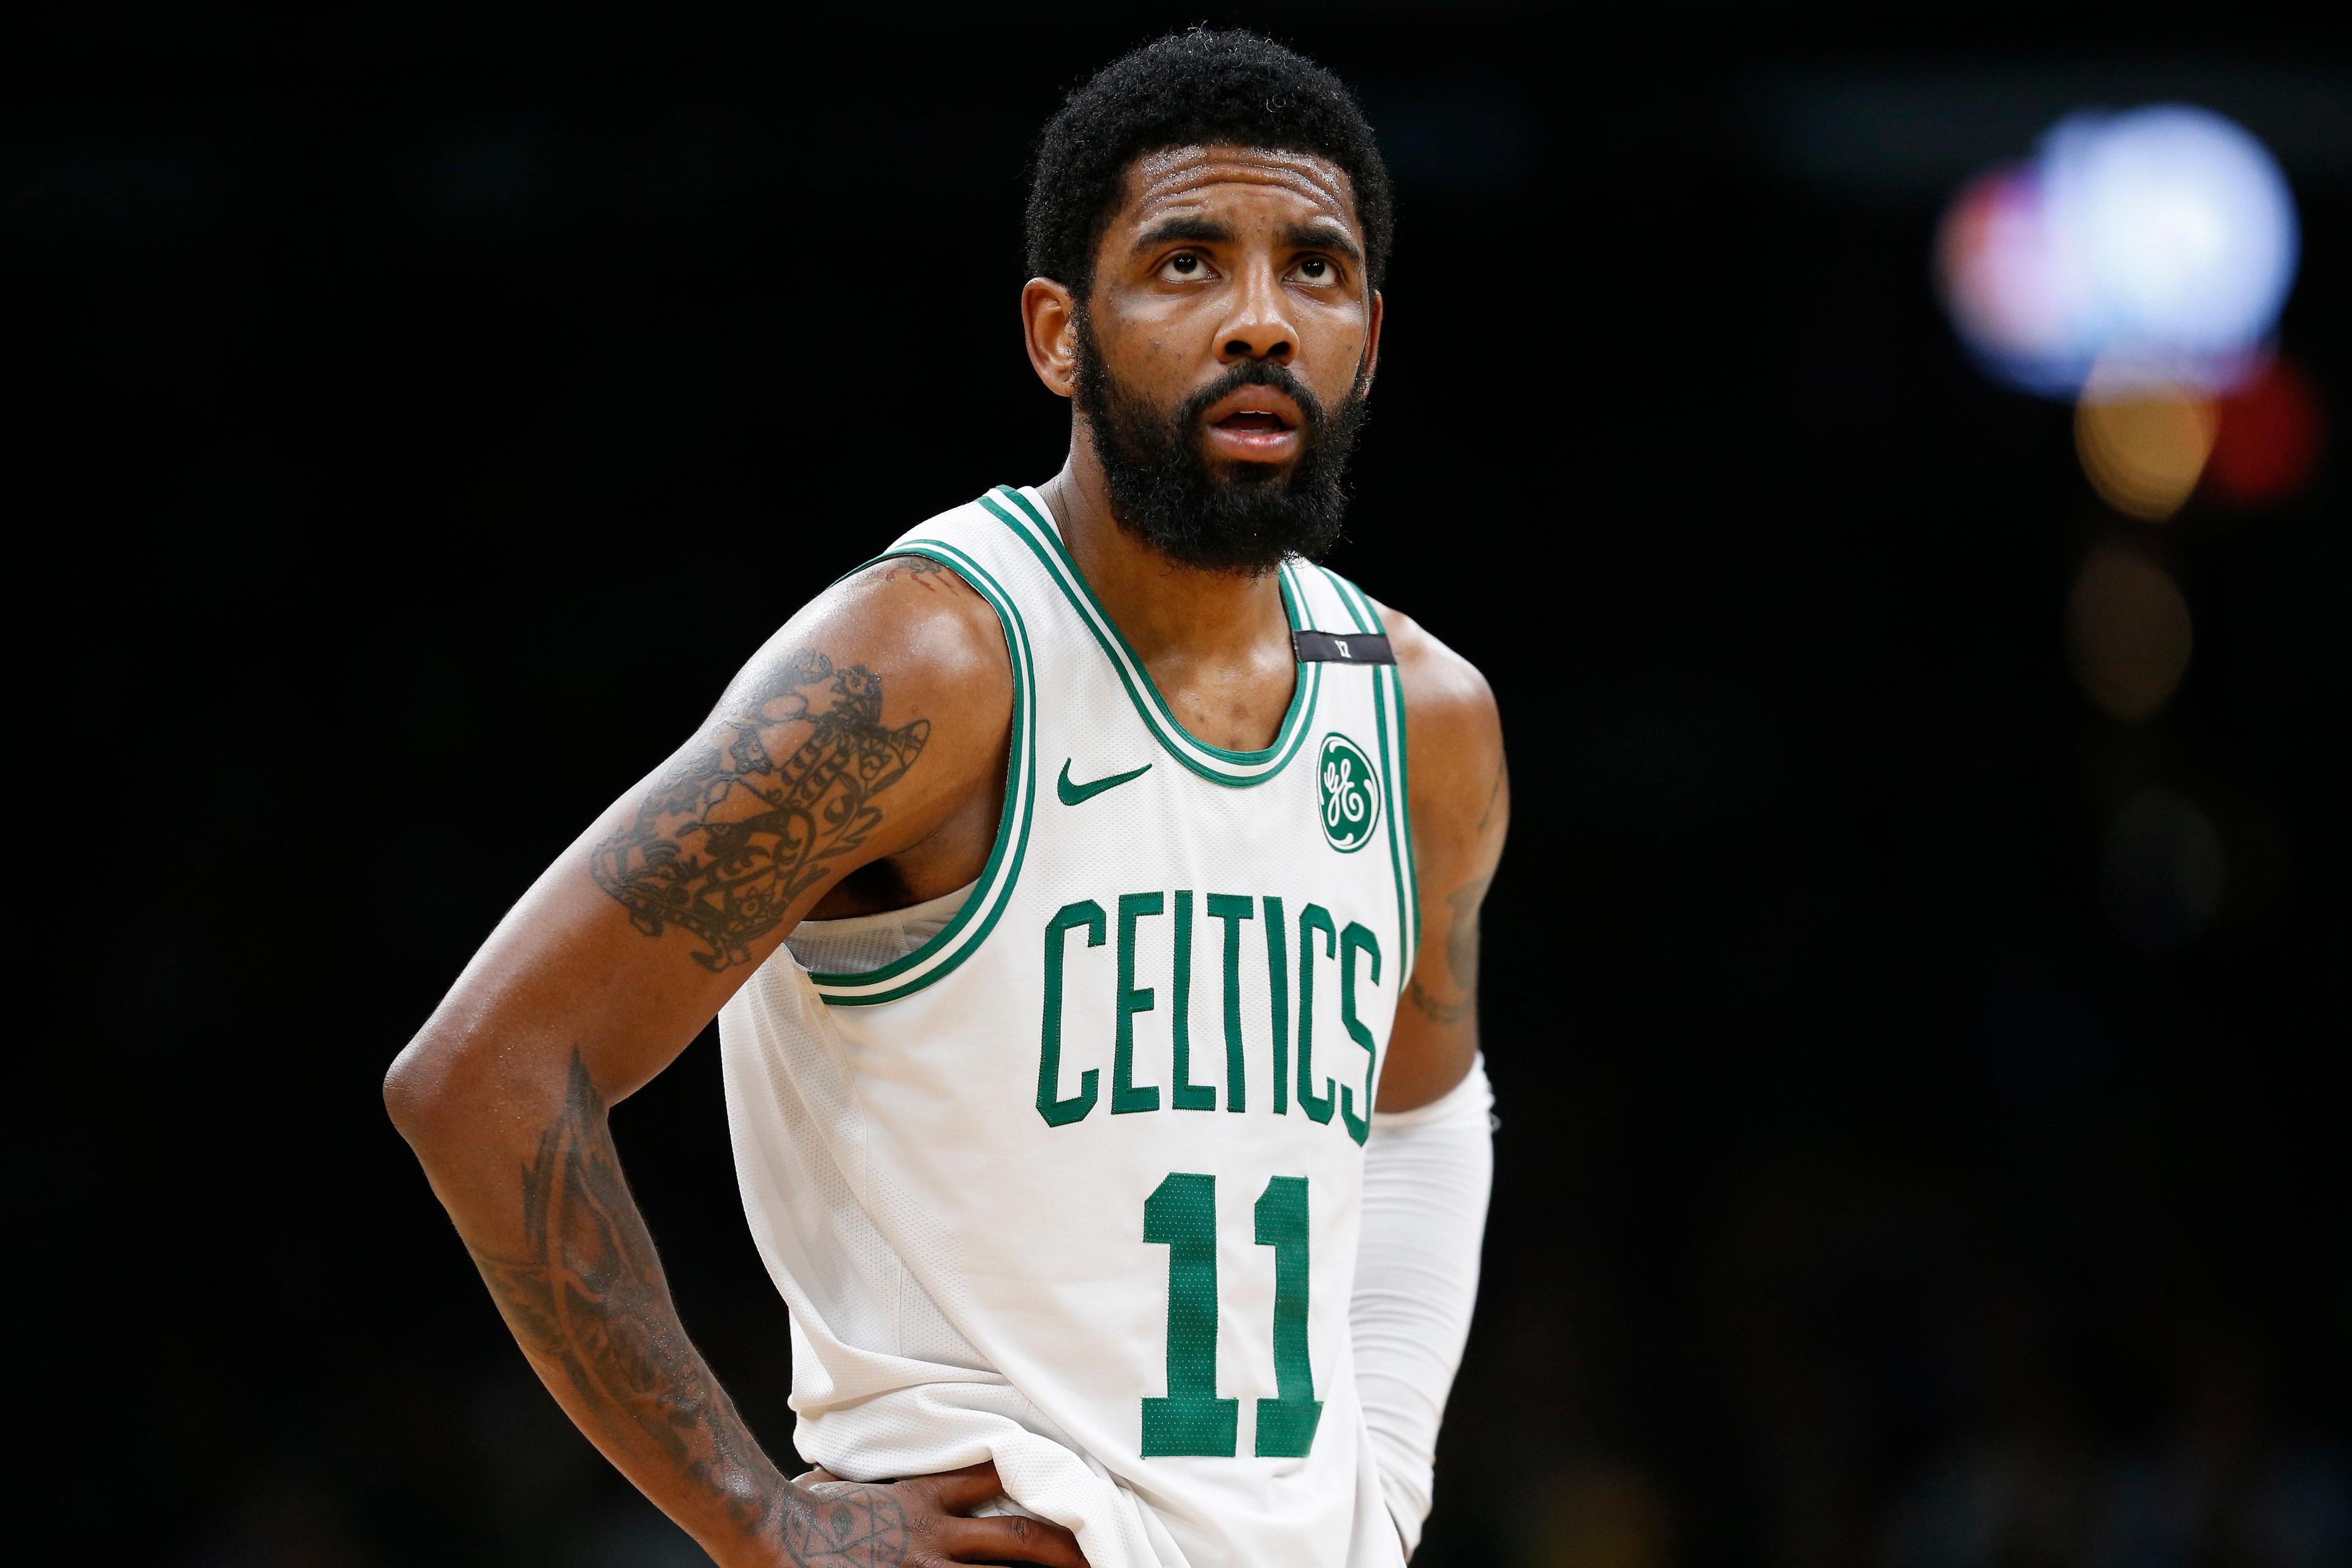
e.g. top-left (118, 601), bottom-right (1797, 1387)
top-left (387, 30), bottom-right (1503, 1568)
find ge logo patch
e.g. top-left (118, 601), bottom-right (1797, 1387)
top-left (1317, 734), bottom-right (1380, 853)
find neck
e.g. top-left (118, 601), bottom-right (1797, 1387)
top-left (1038, 423), bottom-right (1290, 665)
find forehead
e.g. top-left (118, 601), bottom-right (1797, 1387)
top-left (1115, 144), bottom-right (1360, 235)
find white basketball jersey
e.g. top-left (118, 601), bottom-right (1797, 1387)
top-left (718, 484), bottom-right (1419, 1568)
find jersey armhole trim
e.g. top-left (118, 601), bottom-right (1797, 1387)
top-left (805, 540), bottom-right (1039, 1006)
top-left (1320, 567), bottom-right (1422, 977)
top-left (979, 485), bottom-right (1322, 789)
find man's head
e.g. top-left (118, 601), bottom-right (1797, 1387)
top-left (1021, 30), bottom-right (1392, 576)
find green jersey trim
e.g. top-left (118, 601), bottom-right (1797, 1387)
top-left (978, 486), bottom-right (1321, 789)
top-left (1320, 567), bottom-right (1421, 978)
top-left (805, 539), bottom-right (1038, 1006)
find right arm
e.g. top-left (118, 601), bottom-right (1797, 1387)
top-left (384, 564), bottom-right (1080, 1568)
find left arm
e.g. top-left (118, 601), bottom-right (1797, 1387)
top-left (1379, 607), bottom-right (1507, 1111)
top-left (1353, 606), bottom-right (1507, 1556)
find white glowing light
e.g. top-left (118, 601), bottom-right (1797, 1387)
top-left (1937, 105), bottom-right (2299, 398)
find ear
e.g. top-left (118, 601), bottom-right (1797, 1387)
top-left (1359, 288), bottom-right (1384, 394)
top-left (1022, 277), bottom-right (1079, 399)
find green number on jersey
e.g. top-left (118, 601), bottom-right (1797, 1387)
top-left (1140, 1172), bottom-right (1237, 1456)
top-left (1252, 1175), bottom-right (1323, 1456)
top-left (1139, 1172), bottom-right (1321, 1460)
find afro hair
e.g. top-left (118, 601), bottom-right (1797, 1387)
top-left (1024, 28), bottom-right (1393, 300)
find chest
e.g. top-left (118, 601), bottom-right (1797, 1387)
top-left (932, 660), bottom-right (1409, 1146)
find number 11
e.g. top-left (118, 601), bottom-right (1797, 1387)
top-left (1140, 1172), bottom-right (1324, 1459)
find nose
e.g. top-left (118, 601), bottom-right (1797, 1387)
top-left (1215, 260), bottom-right (1297, 366)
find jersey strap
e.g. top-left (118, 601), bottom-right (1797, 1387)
top-left (1313, 564), bottom-right (1422, 978)
top-left (804, 535), bottom-right (1041, 1006)
top-left (978, 485), bottom-right (1324, 790)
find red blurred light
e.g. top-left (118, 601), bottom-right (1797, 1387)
top-left (2203, 358), bottom-right (2324, 507)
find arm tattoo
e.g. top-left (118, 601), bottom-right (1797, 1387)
top-left (1407, 873), bottom-right (1492, 1026)
top-left (1474, 760), bottom-right (1506, 834)
top-left (1406, 978), bottom-right (1474, 1027)
top-left (470, 1054), bottom-right (919, 1564)
top-left (467, 1052), bottom-right (785, 1542)
top-left (592, 650), bottom-right (930, 971)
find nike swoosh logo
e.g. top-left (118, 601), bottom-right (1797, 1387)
top-left (1058, 759), bottom-right (1153, 805)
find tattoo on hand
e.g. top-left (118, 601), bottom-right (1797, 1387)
top-left (592, 650), bottom-right (929, 970)
top-left (468, 1052), bottom-right (783, 1542)
top-left (783, 1483), bottom-right (911, 1567)
top-left (1407, 873), bottom-right (1492, 1026)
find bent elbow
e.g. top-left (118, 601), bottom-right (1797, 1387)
top-left (382, 1047), bottom-right (423, 1139)
top-left (383, 1032), bottom-right (465, 1158)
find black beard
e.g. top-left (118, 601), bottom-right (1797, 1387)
top-left (1071, 312), bottom-right (1367, 576)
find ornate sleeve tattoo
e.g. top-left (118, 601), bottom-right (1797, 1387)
top-left (469, 1052), bottom-right (785, 1540)
top-left (591, 650), bottom-right (929, 971)
top-left (470, 1054), bottom-right (920, 1564)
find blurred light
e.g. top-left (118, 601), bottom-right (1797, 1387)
top-left (1937, 105), bottom-right (2299, 399)
top-left (1937, 167), bottom-right (2081, 375)
top-left (2204, 356), bottom-right (2326, 507)
top-left (2100, 787), bottom-right (2225, 951)
top-left (2075, 361), bottom-right (2216, 521)
top-left (2067, 545), bottom-right (2193, 722)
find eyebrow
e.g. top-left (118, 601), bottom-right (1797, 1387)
top-left (1132, 216), bottom-right (1234, 253)
top-left (1281, 222), bottom-right (1362, 263)
top-left (1128, 215), bottom-right (1365, 265)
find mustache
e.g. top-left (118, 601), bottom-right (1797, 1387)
top-left (1176, 360), bottom-right (1330, 437)
top-left (1069, 311), bottom-right (1363, 574)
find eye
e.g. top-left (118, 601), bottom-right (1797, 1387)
top-left (1158, 252), bottom-right (1213, 282)
top-left (1289, 255), bottom-right (1341, 286)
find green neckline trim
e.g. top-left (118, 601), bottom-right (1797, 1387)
top-left (807, 539), bottom-right (1037, 1005)
top-left (979, 486), bottom-right (1319, 788)
top-left (1321, 566), bottom-right (1422, 974)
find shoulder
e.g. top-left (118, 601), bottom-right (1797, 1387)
top-left (1371, 600), bottom-right (1502, 771)
top-left (829, 554), bottom-right (1012, 693)
top-left (697, 552), bottom-right (1014, 826)
top-left (733, 554), bottom-right (1011, 715)
top-left (1365, 598), bottom-right (1506, 866)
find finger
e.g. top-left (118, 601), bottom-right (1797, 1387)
top-left (793, 1466), bottom-right (841, 1487)
top-left (914, 1460), bottom-right (1005, 1514)
top-left (940, 1511), bottom-right (1090, 1568)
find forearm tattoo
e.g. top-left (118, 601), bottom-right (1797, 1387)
top-left (469, 1055), bottom-right (924, 1563)
top-left (592, 650), bottom-right (929, 971)
top-left (467, 1052), bottom-right (785, 1541)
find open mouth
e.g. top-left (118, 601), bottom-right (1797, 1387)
top-left (1200, 385), bottom-right (1307, 458)
top-left (1213, 409), bottom-right (1296, 434)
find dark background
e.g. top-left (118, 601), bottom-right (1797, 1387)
top-left (15, 6), bottom-right (2346, 1566)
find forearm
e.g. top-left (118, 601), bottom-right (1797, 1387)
top-left (398, 1047), bottom-right (791, 1567)
top-left (1351, 1056), bottom-right (1494, 1557)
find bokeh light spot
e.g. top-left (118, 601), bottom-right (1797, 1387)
top-left (2204, 356), bottom-right (2326, 507)
top-left (2076, 369), bottom-right (2216, 521)
top-left (2066, 546), bottom-right (2193, 721)
top-left (1936, 105), bottom-right (2299, 399)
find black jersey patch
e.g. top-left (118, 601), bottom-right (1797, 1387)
top-left (1292, 630), bottom-right (1395, 665)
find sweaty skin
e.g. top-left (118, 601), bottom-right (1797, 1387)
top-left (385, 143), bottom-right (1502, 1568)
